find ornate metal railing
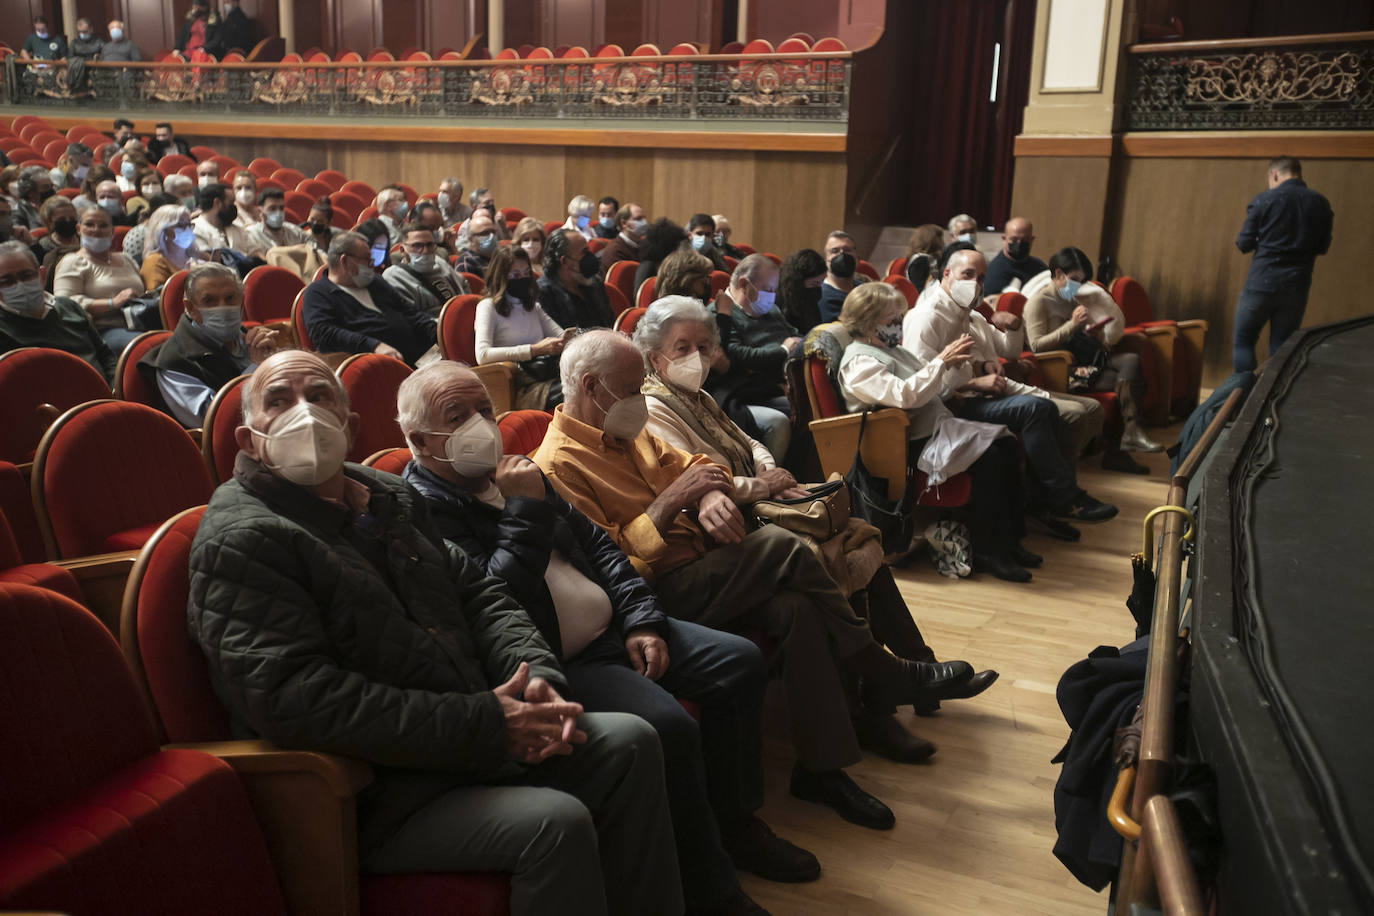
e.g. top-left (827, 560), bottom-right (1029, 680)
top-left (1125, 31), bottom-right (1374, 131)
top-left (1, 51), bottom-right (850, 123)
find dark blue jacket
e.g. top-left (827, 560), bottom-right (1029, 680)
top-left (301, 275), bottom-right (436, 366)
top-left (985, 252), bottom-right (1048, 296)
top-left (404, 460), bottom-right (668, 661)
top-left (1236, 177), bottom-right (1332, 292)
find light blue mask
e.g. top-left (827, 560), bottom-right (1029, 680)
top-left (109, 28), bottom-right (124, 41)
top-left (370, 246), bottom-right (387, 267)
top-left (172, 226), bottom-right (195, 249)
top-left (1058, 278), bottom-right (1082, 301)
top-left (575, 213), bottom-right (590, 231)
top-left (690, 234), bottom-right (708, 252)
top-left (121, 161), bottom-right (136, 179)
top-left (598, 215), bottom-right (614, 230)
top-left (477, 233), bottom-right (497, 254)
top-left (753, 289), bottom-right (776, 313)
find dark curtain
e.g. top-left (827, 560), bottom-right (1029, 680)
top-left (904, 0), bottom-right (1035, 230)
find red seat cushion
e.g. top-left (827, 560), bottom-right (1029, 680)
top-left (808, 358), bottom-right (842, 418)
top-left (498, 410), bottom-right (553, 456)
top-left (0, 348), bottom-right (111, 464)
top-left (361, 873), bottom-right (511, 916)
top-left (101, 523), bottom-right (163, 553)
top-left (0, 563), bottom-right (84, 605)
top-left (0, 749), bottom-right (288, 916)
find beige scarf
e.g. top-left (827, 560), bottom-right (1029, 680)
top-left (641, 371), bottom-right (757, 476)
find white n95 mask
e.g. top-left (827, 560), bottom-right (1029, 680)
top-left (438, 413), bottom-right (504, 478)
top-left (253, 401), bottom-right (349, 486)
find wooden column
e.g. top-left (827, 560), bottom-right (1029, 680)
top-left (61, 0), bottom-right (79, 40)
top-left (736, 0), bottom-right (750, 42)
top-left (278, 0), bottom-right (296, 53)
top-left (487, 0), bottom-right (504, 54)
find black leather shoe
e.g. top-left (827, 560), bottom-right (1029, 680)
top-left (790, 765), bottom-right (895, 830)
top-left (725, 816), bottom-right (820, 883)
top-left (691, 886), bottom-right (770, 916)
top-left (853, 710), bottom-right (937, 763)
top-left (939, 668), bottom-right (999, 701)
top-left (974, 552), bottom-right (1032, 582)
top-left (1102, 448), bottom-right (1150, 475)
top-left (1054, 492), bottom-right (1119, 522)
top-left (1009, 543), bottom-right (1043, 568)
top-left (1028, 511), bottom-right (1081, 541)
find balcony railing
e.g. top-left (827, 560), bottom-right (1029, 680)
top-left (0, 51), bottom-right (851, 124)
top-left (1125, 31), bottom-right (1374, 131)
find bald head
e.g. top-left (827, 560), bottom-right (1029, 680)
top-left (239, 350), bottom-right (349, 432)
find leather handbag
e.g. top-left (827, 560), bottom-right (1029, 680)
top-left (844, 411), bottom-right (916, 554)
top-left (753, 476), bottom-right (849, 541)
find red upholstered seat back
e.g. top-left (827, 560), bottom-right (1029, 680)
top-left (243, 265), bottom-right (305, 323)
top-left (996, 291), bottom-right (1027, 318)
top-left (886, 275), bottom-right (918, 307)
top-left (114, 330), bottom-right (172, 407)
top-left (636, 275), bottom-right (656, 309)
top-left (614, 306), bottom-right (646, 336)
top-left (336, 353), bottom-right (413, 462)
top-left (159, 269), bottom-right (190, 330)
top-left (807, 356), bottom-right (843, 419)
top-left (0, 348), bottom-right (111, 463)
top-left (124, 506), bottom-right (231, 743)
top-left (0, 583), bottom-right (158, 829)
top-left (498, 410), bottom-right (553, 456)
top-left (0, 460), bottom-right (44, 563)
top-left (606, 259), bottom-right (638, 305)
top-left (438, 294), bottom-right (483, 363)
top-left (202, 376), bottom-right (248, 484)
top-left (1110, 276), bottom-right (1155, 326)
top-left (362, 447), bottom-right (411, 475)
top-left (35, 400), bottom-right (213, 558)
top-left (605, 283), bottom-right (631, 318)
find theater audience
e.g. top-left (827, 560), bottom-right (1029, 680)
top-left (466, 186), bottom-right (509, 240)
top-left (36, 196), bottom-right (80, 291)
top-left (473, 247), bottom-right (568, 410)
top-left (120, 192), bottom-right (179, 267)
top-left (538, 228), bottom-right (614, 330)
top-left (142, 261), bottom-right (278, 427)
top-left (375, 187), bottom-right (408, 245)
top-left (116, 148), bottom-right (150, 193)
top-left (836, 282), bottom-right (1037, 581)
top-left (454, 208), bottom-right (499, 276)
top-left (20, 15), bottom-right (65, 60)
top-left (196, 159), bottom-right (220, 190)
top-left (383, 222), bottom-right (470, 317)
top-left (511, 217), bottom-right (546, 271)
top-left (102, 20), bottom-right (141, 61)
top-left (301, 231), bottom-right (436, 365)
top-left (245, 188), bottom-right (307, 255)
top-left (563, 194), bottom-right (595, 240)
top-left (410, 201), bottom-right (453, 258)
top-left (132, 166), bottom-right (164, 209)
top-left (593, 196), bottom-right (620, 239)
top-left (706, 253), bottom-right (797, 462)
top-left (49, 143), bottom-right (93, 191)
top-left (597, 203), bottom-right (646, 275)
top-left (984, 217), bottom-right (1047, 296)
top-left (777, 247), bottom-right (827, 334)
top-left (140, 204), bottom-right (204, 290)
top-left (95, 180), bottom-right (138, 227)
top-left (1024, 246), bottom-right (1162, 459)
top-left (635, 217), bottom-right (688, 291)
top-left (192, 182), bottom-right (251, 254)
top-left (146, 122), bottom-right (192, 163)
top-left (399, 362), bottom-right (804, 913)
top-left (687, 213), bottom-right (729, 272)
top-left (903, 224), bottom-right (945, 290)
top-left (162, 173), bottom-right (195, 212)
top-left (533, 330), bottom-right (993, 830)
top-left (53, 204), bottom-right (146, 353)
top-left (231, 171), bottom-right (262, 229)
top-left (819, 230), bottom-right (865, 322)
top-left (903, 249), bottom-right (1117, 538)
top-left (353, 218), bottom-right (392, 273)
top-left (655, 247), bottom-right (713, 302)
top-left (188, 349), bottom-right (681, 916)
top-left (0, 240), bottom-right (115, 383)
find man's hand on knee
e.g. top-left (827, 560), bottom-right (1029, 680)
top-left (495, 663), bottom-right (588, 763)
top-left (697, 489), bottom-right (747, 545)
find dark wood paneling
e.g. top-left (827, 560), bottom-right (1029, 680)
top-left (380, 0), bottom-right (421, 51)
top-left (1139, 0), bottom-right (1373, 41)
top-left (1008, 155), bottom-right (1112, 269)
top-left (499, 0), bottom-right (538, 50)
top-left (334, 0), bottom-right (376, 53)
top-left (541, 0), bottom-right (599, 50)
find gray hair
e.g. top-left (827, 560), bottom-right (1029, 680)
top-left (185, 261), bottom-right (240, 303)
top-left (632, 295), bottom-right (719, 356)
top-left (730, 253), bottom-right (773, 287)
top-left (566, 194), bottom-right (592, 218)
top-left (947, 213), bottom-right (975, 232)
top-left (395, 360), bottom-right (484, 457)
top-left (440, 176), bottom-right (462, 191)
top-left (560, 329), bottom-right (636, 395)
top-left (468, 186), bottom-right (489, 208)
top-left (144, 204), bottom-right (194, 258)
top-left (0, 239), bottom-right (39, 267)
top-left (376, 187), bottom-right (405, 210)
top-left (327, 230), bottom-right (367, 269)
top-left (240, 351), bottom-right (350, 428)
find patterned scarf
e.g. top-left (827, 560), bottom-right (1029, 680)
top-left (642, 371), bottom-right (757, 477)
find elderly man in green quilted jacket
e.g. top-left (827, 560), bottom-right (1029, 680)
top-left (187, 349), bottom-right (682, 916)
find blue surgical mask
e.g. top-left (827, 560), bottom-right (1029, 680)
top-left (370, 245), bottom-right (387, 267)
top-left (1, 277), bottom-right (46, 317)
top-left (753, 289), bottom-right (776, 313)
top-left (264, 210), bottom-right (285, 230)
top-left (172, 226), bottom-right (195, 249)
top-left (1058, 278), bottom-right (1082, 301)
top-left (198, 306), bottom-right (241, 344)
top-left (575, 213), bottom-right (590, 231)
top-left (98, 199), bottom-right (122, 216)
top-left (598, 215), bottom-right (614, 230)
top-left (393, 201), bottom-right (409, 220)
top-left (690, 234), bottom-right (708, 251)
top-left (477, 233), bottom-right (497, 254)
top-left (109, 27), bottom-right (124, 40)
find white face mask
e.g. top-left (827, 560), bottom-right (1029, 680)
top-left (434, 413), bottom-right (503, 478)
top-left (198, 175), bottom-right (216, 189)
top-left (197, 305), bottom-right (241, 344)
top-left (235, 188), bottom-right (255, 206)
top-left (74, 165), bottom-right (90, 181)
top-left (661, 350), bottom-right (708, 393)
top-left (957, 232), bottom-right (975, 244)
top-left (594, 382), bottom-right (648, 440)
top-left (410, 252), bottom-right (436, 273)
top-left (948, 278), bottom-right (979, 310)
top-left (252, 400), bottom-right (349, 486)
top-left (519, 240), bottom-right (541, 259)
top-left (142, 183), bottom-right (162, 198)
top-left (437, 191), bottom-right (451, 212)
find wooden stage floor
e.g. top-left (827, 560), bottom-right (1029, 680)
top-left (740, 436), bottom-right (1180, 914)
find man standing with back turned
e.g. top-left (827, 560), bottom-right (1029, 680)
top-left (1232, 155), bottom-right (1333, 373)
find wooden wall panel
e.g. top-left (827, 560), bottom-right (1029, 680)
top-left (380, 0), bottom-right (422, 52)
top-left (499, 0), bottom-right (539, 50)
top-left (1008, 154), bottom-right (1112, 271)
top-left (749, 151), bottom-right (846, 257)
top-left (540, 0), bottom-right (600, 50)
top-left (563, 149), bottom-right (655, 216)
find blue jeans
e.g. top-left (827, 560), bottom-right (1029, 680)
top-left (100, 325), bottom-right (142, 357)
top-left (745, 403), bottom-right (791, 463)
top-left (564, 619), bottom-right (766, 911)
top-left (1233, 284), bottom-right (1309, 373)
top-left (957, 394), bottom-right (1081, 510)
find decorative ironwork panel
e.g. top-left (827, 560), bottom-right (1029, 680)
top-left (3, 56), bottom-right (850, 125)
top-left (1127, 42), bottom-right (1374, 130)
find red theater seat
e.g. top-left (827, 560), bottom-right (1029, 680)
top-left (200, 375), bottom-right (248, 484)
top-left (636, 276), bottom-right (656, 309)
top-left (615, 306), bottom-right (647, 336)
top-left (606, 259), bottom-right (638, 306)
top-left (0, 347), bottom-right (111, 464)
top-left (159, 269), bottom-right (190, 329)
top-left (362, 446), bottom-right (410, 474)
top-left (0, 460), bottom-right (43, 563)
top-left (32, 400), bottom-right (212, 559)
top-left (498, 409), bottom-right (553, 455)
top-left (243, 264), bottom-right (305, 323)
top-left (335, 353), bottom-right (413, 462)
top-left (438, 296), bottom-right (516, 414)
top-left (114, 330), bottom-right (172, 409)
top-left (0, 582), bottom-right (290, 916)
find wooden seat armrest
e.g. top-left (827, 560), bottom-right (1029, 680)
top-left (169, 739), bottom-right (375, 916)
top-left (1176, 318), bottom-right (1208, 332)
top-left (1032, 350), bottom-right (1072, 392)
top-left (53, 550), bottom-right (140, 635)
top-left (473, 362), bottom-right (518, 414)
top-left (808, 408), bottom-right (909, 489)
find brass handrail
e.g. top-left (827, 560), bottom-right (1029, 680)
top-left (1128, 29), bottom-right (1374, 54)
top-left (1133, 504), bottom-right (1195, 572)
top-left (1171, 388), bottom-right (1244, 487)
top-left (1132, 796), bottom-right (1206, 915)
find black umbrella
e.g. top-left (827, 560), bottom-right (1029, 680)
top-left (1127, 506), bottom-right (1194, 638)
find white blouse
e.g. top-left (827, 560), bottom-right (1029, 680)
top-left (473, 296), bottom-right (563, 364)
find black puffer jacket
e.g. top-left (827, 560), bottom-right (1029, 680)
top-left (188, 455), bottom-right (564, 780)
top-left (404, 460), bottom-right (667, 661)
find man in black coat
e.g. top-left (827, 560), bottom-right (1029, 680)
top-left (399, 362), bottom-right (820, 915)
top-left (189, 349), bottom-right (683, 915)
top-left (302, 230), bottom-right (436, 365)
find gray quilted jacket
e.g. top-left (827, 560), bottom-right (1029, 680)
top-left (188, 455), bottom-right (566, 781)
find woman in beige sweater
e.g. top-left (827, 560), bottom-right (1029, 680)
top-left (53, 205), bottom-right (147, 355)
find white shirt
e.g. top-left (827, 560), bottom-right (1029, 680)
top-left (193, 213), bottom-right (251, 254)
top-left (473, 296), bottom-right (562, 364)
top-left (901, 283), bottom-right (1046, 400)
top-left (245, 221), bottom-right (308, 259)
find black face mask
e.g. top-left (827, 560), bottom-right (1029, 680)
top-left (1006, 240), bottom-right (1031, 260)
top-left (828, 253), bottom-right (856, 279)
top-left (218, 204), bottom-right (238, 228)
top-left (309, 220), bottom-right (329, 234)
top-left (577, 249), bottom-right (600, 278)
top-left (507, 277), bottom-right (533, 302)
top-left (54, 216), bottom-right (77, 237)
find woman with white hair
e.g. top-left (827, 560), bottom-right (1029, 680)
top-left (634, 295), bottom-right (995, 760)
top-left (561, 194), bottom-right (595, 241)
top-left (139, 204), bottom-right (205, 291)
